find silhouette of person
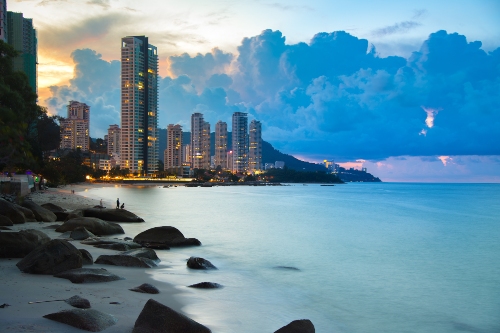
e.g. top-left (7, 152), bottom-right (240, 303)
top-left (116, 198), bottom-right (120, 209)
top-left (100, 199), bottom-right (103, 207)
top-left (120, 203), bottom-right (125, 209)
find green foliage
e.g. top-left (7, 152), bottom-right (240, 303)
top-left (40, 150), bottom-right (91, 186)
top-left (263, 168), bottom-right (343, 183)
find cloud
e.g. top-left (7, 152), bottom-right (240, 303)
top-left (371, 21), bottom-right (422, 37)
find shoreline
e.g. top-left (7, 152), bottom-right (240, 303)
top-left (0, 184), bottom-right (192, 333)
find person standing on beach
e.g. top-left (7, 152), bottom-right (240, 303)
top-left (100, 199), bottom-right (103, 207)
top-left (116, 198), bottom-right (120, 209)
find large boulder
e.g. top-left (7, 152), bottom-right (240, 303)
top-left (22, 201), bottom-right (57, 222)
top-left (14, 204), bottom-right (37, 222)
top-left (56, 217), bottom-right (124, 236)
top-left (95, 255), bottom-right (158, 268)
top-left (0, 198), bottom-right (27, 224)
top-left (133, 226), bottom-right (201, 249)
top-left (133, 299), bottom-right (211, 333)
top-left (16, 239), bottom-right (83, 274)
top-left (80, 238), bottom-right (142, 251)
top-left (274, 320), bottom-right (315, 333)
top-left (70, 227), bottom-right (96, 240)
top-left (81, 208), bottom-right (145, 222)
top-left (43, 308), bottom-right (117, 332)
top-left (54, 268), bottom-right (124, 283)
top-left (186, 257), bottom-right (217, 270)
top-left (188, 282), bottom-right (223, 289)
top-left (122, 248), bottom-right (160, 263)
top-left (129, 283), bottom-right (160, 294)
top-left (65, 295), bottom-right (91, 309)
top-left (79, 249), bottom-right (94, 265)
top-left (0, 229), bottom-right (51, 258)
top-left (40, 203), bottom-right (65, 213)
top-left (54, 211), bottom-right (71, 221)
top-left (0, 215), bottom-right (13, 226)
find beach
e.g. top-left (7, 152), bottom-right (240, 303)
top-left (0, 184), bottom-right (188, 333)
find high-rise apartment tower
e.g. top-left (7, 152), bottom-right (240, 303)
top-left (107, 124), bottom-right (120, 156)
top-left (232, 112), bottom-right (248, 173)
top-left (249, 120), bottom-right (262, 172)
top-left (60, 101), bottom-right (90, 151)
top-left (0, 0), bottom-right (7, 42)
top-left (164, 124), bottom-right (183, 172)
top-left (214, 121), bottom-right (228, 169)
top-left (190, 113), bottom-right (211, 169)
top-left (120, 36), bottom-right (159, 176)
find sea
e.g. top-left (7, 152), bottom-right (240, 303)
top-left (83, 183), bottom-right (500, 333)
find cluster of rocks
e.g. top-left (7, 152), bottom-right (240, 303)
top-left (0, 197), bottom-right (314, 332)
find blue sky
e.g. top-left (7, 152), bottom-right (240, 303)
top-left (9, 0), bottom-right (500, 181)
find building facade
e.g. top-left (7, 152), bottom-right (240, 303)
top-left (232, 112), bottom-right (248, 173)
top-left (214, 121), bottom-right (228, 169)
top-left (107, 124), bottom-right (120, 156)
top-left (190, 113), bottom-right (210, 169)
top-left (120, 36), bottom-right (159, 176)
top-left (60, 101), bottom-right (90, 151)
top-left (249, 120), bottom-right (262, 172)
top-left (164, 124), bottom-right (183, 173)
top-left (0, 0), bottom-right (6, 42)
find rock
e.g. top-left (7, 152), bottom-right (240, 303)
top-left (65, 209), bottom-right (84, 221)
top-left (0, 198), bottom-right (28, 224)
top-left (71, 227), bottom-right (96, 240)
top-left (56, 217), bottom-right (124, 236)
top-left (81, 208), bottom-right (145, 222)
top-left (188, 282), bottom-right (223, 289)
top-left (121, 248), bottom-right (160, 263)
top-left (41, 203), bottom-right (65, 213)
top-left (129, 283), bottom-right (160, 294)
top-left (16, 239), bottom-right (83, 274)
top-left (79, 249), bottom-right (94, 265)
top-left (80, 238), bottom-right (142, 251)
top-left (54, 268), bottom-right (124, 284)
top-left (0, 226), bottom-right (11, 230)
top-left (43, 308), bottom-right (117, 332)
top-left (273, 266), bottom-right (301, 271)
top-left (133, 299), bottom-right (211, 333)
top-left (22, 201), bottom-right (57, 222)
top-left (14, 204), bottom-right (37, 222)
top-left (54, 211), bottom-right (71, 221)
top-left (0, 229), bottom-right (51, 258)
top-left (124, 237), bottom-right (133, 241)
top-left (133, 226), bottom-right (201, 249)
top-left (274, 320), bottom-right (315, 333)
top-left (65, 295), bottom-right (91, 309)
top-left (95, 255), bottom-right (158, 268)
top-left (187, 257), bottom-right (217, 270)
top-left (0, 215), bottom-right (13, 226)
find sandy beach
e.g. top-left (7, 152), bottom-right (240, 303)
top-left (0, 184), bottom-right (188, 333)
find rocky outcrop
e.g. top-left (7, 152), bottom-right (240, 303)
top-left (22, 201), bottom-right (57, 222)
top-left (56, 217), bottom-right (124, 236)
top-left (16, 239), bottom-right (82, 274)
top-left (133, 226), bottom-right (201, 249)
top-left (0, 215), bottom-right (13, 226)
top-left (188, 282), bottom-right (223, 289)
top-left (40, 203), bottom-right (65, 213)
top-left (80, 208), bottom-right (145, 222)
top-left (0, 229), bottom-right (51, 258)
top-left (186, 257), bottom-right (217, 270)
top-left (54, 212), bottom-right (71, 221)
top-left (80, 238), bottom-right (142, 251)
top-left (129, 283), bottom-right (160, 294)
top-left (14, 204), bottom-right (37, 222)
top-left (133, 299), bottom-right (211, 333)
top-left (121, 248), bottom-right (160, 263)
top-left (95, 255), bottom-right (158, 268)
top-left (43, 308), bottom-right (117, 332)
top-left (274, 320), bottom-right (315, 333)
top-left (65, 295), bottom-right (91, 309)
top-left (0, 198), bottom-right (27, 224)
top-left (70, 227), bottom-right (96, 240)
top-left (79, 249), bottom-right (94, 265)
top-left (54, 268), bottom-right (124, 284)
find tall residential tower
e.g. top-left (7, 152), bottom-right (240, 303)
top-left (232, 112), bottom-right (248, 173)
top-left (107, 124), bottom-right (120, 156)
top-left (0, 0), bottom-right (6, 42)
top-left (249, 120), bottom-right (262, 172)
top-left (164, 124), bottom-right (183, 173)
top-left (191, 113), bottom-right (210, 169)
top-left (214, 121), bottom-right (228, 169)
top-left (60, 101), bottom-right (90, 151)
top-left (120, 36), bottom-right (159, 176)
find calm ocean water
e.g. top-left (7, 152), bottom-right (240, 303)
top-left (84, 183), bottom-right (500, 333)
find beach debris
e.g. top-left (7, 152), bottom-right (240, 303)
top-left (22, 201), bottom-right (57, 222)
top-left (54, 268), bottom-right (124, 284)
top-left (94, 254), bottom-right (158, 268)
top-left (0, 303), bottom-right (11, 308)
top-left (186, 257), bottom-right (217, 270)
top-left (44, 308), bottom-right (117, 332)
top-left (188, 282), bottom-right (223, 289)
top-left (55, 217), bottom-right (125, 236)
top-left (133, 299), bottom-right (211, 333)
top-left (133, 226), bottom-right (201, 249)
top-left (0, 229), bottom-right (50, 258)
top-left (40, 203), bottom-right (65, 213)
top-left (0, 215), bottom-right (14, 226)
top-left (16, 239), bottom-right (83, 274)
top-left (274, 319), bottom-right (315, 333)
top-left (29, 295), bottom-right (91, 309)
top-left (79, 249), bottom-right (94, 265)
top-left (70, 227), bottom-right (96, 240)
top-left (80, 237), bottom-right (142, 251)
top-left (129, 283), bottom-right (160, 294)
top-left (79, 208), bottom-right (144, 223)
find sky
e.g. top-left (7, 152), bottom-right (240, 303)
top-left (8, 0), bottom-right (500, 182)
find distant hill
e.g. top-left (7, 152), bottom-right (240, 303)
top-left (158, 129), bottom-right (325, 171)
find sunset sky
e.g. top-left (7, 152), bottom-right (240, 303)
top-left (8, 0), bottom-right (500, 182)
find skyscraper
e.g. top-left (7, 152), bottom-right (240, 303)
top-left (214, 121), bottom-right (228, 169)
top-left (249, 120), bottom-right (262, 172)
top-left (107, 124), bottom-right (120, 156)
top-left (0, 1), bottom-right (7, 43)
top-left (164, 124), bottom-right (183, 173)
top-left (191, 113), bottom-right (210, 169)
top-left (232, 112), bottom-right (248, 173)
top-left (6, 11), bottom-right (37, 92)
top-left (60, 101), bottom-right (90, 151)
top-left (120, 36), bottom-right (159, 176)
